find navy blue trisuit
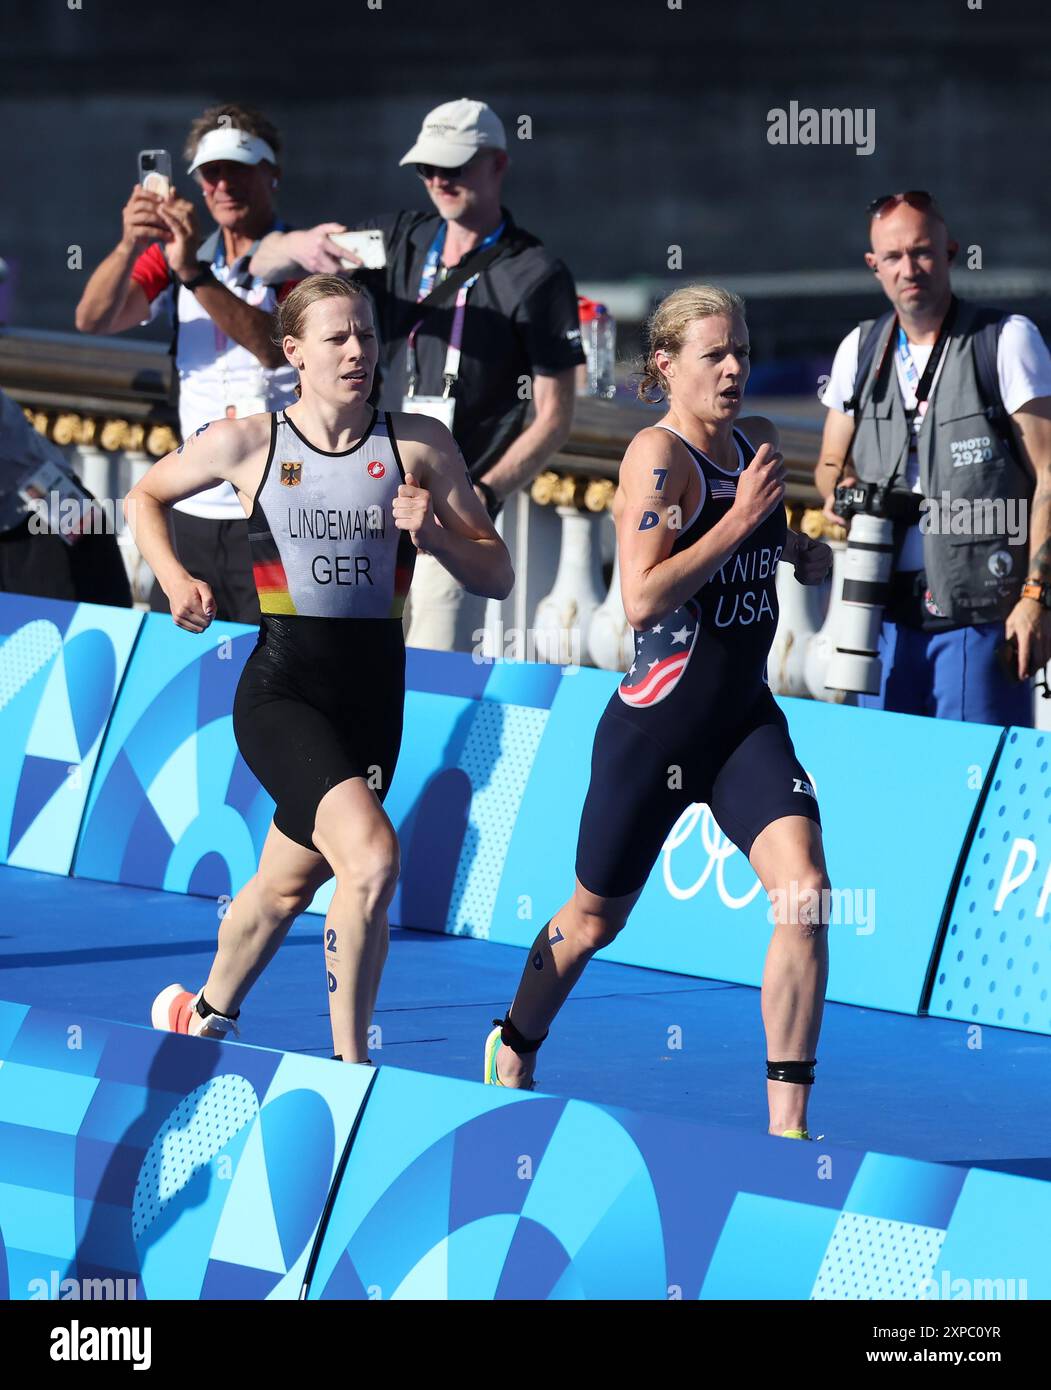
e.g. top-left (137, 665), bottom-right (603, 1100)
top-left (574, 423), bottom-right (822, 899)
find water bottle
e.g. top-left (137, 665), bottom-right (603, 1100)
top-left (577, 297), bottom-right (617, 399)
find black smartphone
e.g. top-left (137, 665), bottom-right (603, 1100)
top-left (996, 634), bottom-right (1023, 683)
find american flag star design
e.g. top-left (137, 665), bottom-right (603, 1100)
top-left (618, 600), bottom-right (701, 707)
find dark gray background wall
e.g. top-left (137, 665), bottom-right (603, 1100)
top-left (2, 0), bottom-right (1048, 351)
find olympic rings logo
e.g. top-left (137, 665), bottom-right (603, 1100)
top-left (660, 802), bottom-right (764, 909)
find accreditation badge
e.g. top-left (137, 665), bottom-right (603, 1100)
top-left (18, 461), bottom-right (100, 546)
top-left (400, 394), bottom-right (456, 432)
top-left (225, 396), bottom-right (268, 420)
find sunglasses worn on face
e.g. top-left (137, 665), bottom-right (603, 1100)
top-left (415, 158), bottom-right (477, 181)
top-left (867, 190), bottom-right (937, 219)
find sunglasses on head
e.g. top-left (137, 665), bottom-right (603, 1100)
top-left (867, 190), bottom-right (937, 219)
top-left (415, 158), bottom-right (476, 181)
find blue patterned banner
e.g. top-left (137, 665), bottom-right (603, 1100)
top-left (929, 727), bottom-right (1051, 1033)
top-left (73, 615), bottom-right (272, 900)
top-left (0, 595), bottom-right (141, 874)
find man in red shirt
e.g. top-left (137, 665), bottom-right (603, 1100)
top-left (76, 103), bottom-right (300, 623)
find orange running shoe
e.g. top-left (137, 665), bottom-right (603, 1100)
top-left (150, 985), bottom-right (239, 1040)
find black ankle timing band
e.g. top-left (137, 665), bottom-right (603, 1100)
top-left (196, 994), bottom-right (240, 1021)
top-left (495, 1015), bottom-right (548, 1056)
top-left (766, 1059), bottom-right (816, 1085)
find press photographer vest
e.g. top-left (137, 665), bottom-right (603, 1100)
top-left (850, 299), bottom-right (1031, 625)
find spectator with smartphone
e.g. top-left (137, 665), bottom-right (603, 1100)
top-left (815, 191), bottom-right (1051, 723)
top-left (249, 98), bottom-right (586, 653)
top-left (75, 104), bottom-right (301, 623)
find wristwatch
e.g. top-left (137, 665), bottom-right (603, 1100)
top-left (180, 266), bottom-right (215, 292)
top-left (1021, 578), bottom-right (1051, 609)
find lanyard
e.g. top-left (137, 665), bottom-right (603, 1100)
top-left (885, 297), bottom-right (957, 487)
top-left (406, 219), bottom-right (505, 397)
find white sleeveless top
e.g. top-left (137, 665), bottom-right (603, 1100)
top-left (246, 409), bottom-right (416, 619)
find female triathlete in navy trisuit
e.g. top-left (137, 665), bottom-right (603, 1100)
top-left (485, 285), bottom-right (835, 1139)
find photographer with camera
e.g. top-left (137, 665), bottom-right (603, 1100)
top-left (815, 192), bottom-right (1051, 723)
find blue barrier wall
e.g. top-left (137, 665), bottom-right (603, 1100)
top-left (0, 597), bottom-right (141, 874)
top-left (0, 999), bottom-right (370, 1301)
top-left (74, 613), bottom-right (272, 900)
top-left (929, 728), bottom-right (1051, 1033)
top-left (1, 1000), bottom-right (1047, 1301)
top-left (0, 591), bottom-right (1029, 1026)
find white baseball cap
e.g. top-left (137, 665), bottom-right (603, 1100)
top-left (398, 99), bottom-right (506, 168)
top-left (188, 127), bottom-right (278, 174)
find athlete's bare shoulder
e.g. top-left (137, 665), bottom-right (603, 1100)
top-left (388, 410), bottom-right (463, 483)
top-left (620, 423), bottom-right (690, 481)
top-left (735, 414), bottom-right (779, 451)
top-left (176, 412), bottom-right (272, 468)
top-left (613, 424), bottom-right (691, 524)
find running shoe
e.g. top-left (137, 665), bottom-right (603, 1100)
top-left (483, 1024), bottom-right (536, 1091)
top-left (151, 985), bottom-right (239, 1040)
top-left (780, 1129), bottom-right (825, 1140)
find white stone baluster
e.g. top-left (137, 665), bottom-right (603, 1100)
top-left (533, 501), bottom-right (606, 668)
top-left (769, 561), bottom-right (830, 696)
top-left (118, 447), bottom-right (154, 604)
top-left (588, 525), bottom-right (636, 671)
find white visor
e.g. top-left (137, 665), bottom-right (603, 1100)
top-left (188, 128), bottom-right (277, 174)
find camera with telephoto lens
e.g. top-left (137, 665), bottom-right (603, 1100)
top-left (832, 479), bottom-right (922, 524)
top-left (825, 479), bottom-right (921, 697)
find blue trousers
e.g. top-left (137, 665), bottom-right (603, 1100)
top-left (857, 621), bottom-right (1034, 726)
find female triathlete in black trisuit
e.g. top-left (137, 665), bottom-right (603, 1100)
top-left (485, 285), bottom-right (835, 1139)
top-left (125, 274), bottom-right (512, 1061)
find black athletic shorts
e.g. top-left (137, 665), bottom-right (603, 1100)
top-left (233, 614), bottom-right (405, 851)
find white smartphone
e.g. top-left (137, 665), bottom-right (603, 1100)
top-left (330, 229), bottom-right (387, 270)
top-left (138, 149), bottom-right (172, 198)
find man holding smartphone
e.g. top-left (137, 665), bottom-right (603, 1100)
top-left (249, 98), bottom-right (586, 653)
top-left (76, 104), bottom-right (300, 623)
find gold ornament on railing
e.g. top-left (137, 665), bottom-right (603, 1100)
top-left (51, 413), bottom-right (83, 447)
top-left (530, 471), bottom-right (560, 506)
top-left (99, 419), bottom-right (132, 452)
top-left (124, 423), bottom-right (147, 453)
top-left (530, 472), bottom-right (598, 510)
top-left (800, 507), bottom-right (847, 541)
top-left (585, 479), bottom-right (616, 512)
top-left (147, 425), bottom-right (180, 457)
top-left (552, 475), bottom-right (581, 507)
